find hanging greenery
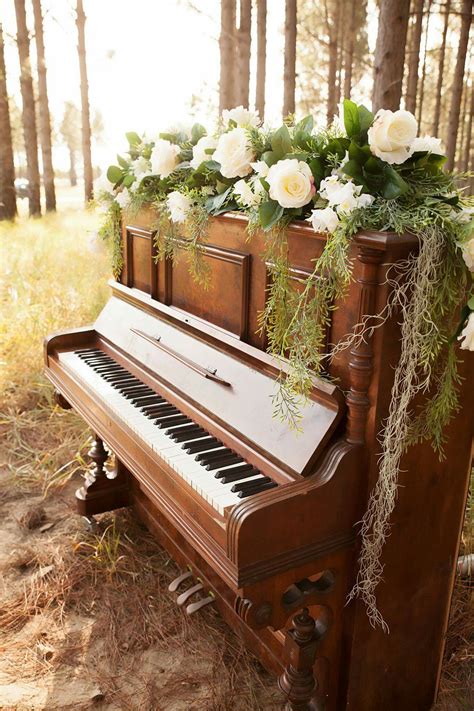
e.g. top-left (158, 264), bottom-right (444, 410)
top-left (96, 101), bottom-right (474, 628)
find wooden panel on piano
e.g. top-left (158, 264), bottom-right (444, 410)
top-left (124, 225), bottom-right (156, 296)
top-left (167, 239), bottom-right (250, 338)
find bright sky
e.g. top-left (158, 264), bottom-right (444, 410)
top-left (2, 0), bottom-right (290, 170)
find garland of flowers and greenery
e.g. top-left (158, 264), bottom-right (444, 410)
top-left (97, 100), bottom-right (474, 629)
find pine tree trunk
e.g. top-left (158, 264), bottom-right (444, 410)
top-left (334, 3), bottom-right (344, 110)
top-left (326, 0), bottom-right (341, 123)
top-left (283, 0), bottom-right (297, 117)
top-left (457, 79), bottom-right (469, 170)
top-left (462, 82), bottom-right (473, 173)
top-left (14, 0), bottom-right (41, 216)
top-left (236, 0), bottom-right (251, 108)
top-left (76, 0), bottom-right (93, 202)
top-left (32, 0), bottom-right (56, 212)
top-left (219, 0), bottom-right (236, 113)
top-left (446, 0), bottom-right (472, 170)
top-left (416, 0), bottom-right (432, 129)
top-left (432, 0), bottom-right (450, 135)
top-left (405, 0), bottom-right (424, 115)
top-left (69, 147), bottom-right (77, 187)
top-left (255, 0), bottom-right (267, 120)
top-left (0, 23), bottom-right (17, 220)
top-left (372, 0), bottom-right (411, 112)
top-left (344, 0), bottom-right (357, 99)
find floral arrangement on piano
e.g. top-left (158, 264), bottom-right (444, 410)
top-left (96, 100), bottom-right (474, 628)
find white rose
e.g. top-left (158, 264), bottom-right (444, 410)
top-left (115, 187), bottom-right (131, 209)
top-left (233, 178), bottom-right (263, 208)
top-left (150, 139), bottom-right (181, 178)
top-left (320, 177), bottom-right (369, 215)
top-left (213, 127), bottom-right (255, 179)
top-left (368, 109), bottom-right (418, 164)
top-left (307, 207), bottom-right (340, 234)
top-left (222, 106), bottom-right (260, 128)
top-left (334, 183), bottom-right (360, 214)
top-left (266, 159), bottom-right (315, 208)
top-left (408, 136), bottom-right (444, 156)
top-left (167, 191), bottom-right (192, 223)
top-left (190, 135), bottom-right (218, 169)
top-left (458, 312), bottom-right (474, 351)
top-left (461, 237), bottom-right (474, 271)
top-left (131, 156), bottom-right (152, 183)
top-left (251, 160), bottom-right (270, 178)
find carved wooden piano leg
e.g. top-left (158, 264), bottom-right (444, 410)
top-left (75, 434), bottom-right (130, 516)
top-left (278, 608), bottom-right (319, 711)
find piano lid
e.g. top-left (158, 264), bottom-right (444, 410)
top-left (93, 289), bottom-right (344, 477)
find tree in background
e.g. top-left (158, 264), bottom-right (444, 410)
top-left (60, 101), bottom-right (81, 187)
top-left (255, 0), bottom-right (267, 120)
top-left (325, 0), bottom-right (341, 122)
top-left (446, 0), bottom-right (472, 170)
top-left (236, 0), bottom-right (251, 108)
top-left (283, 0), bottom-right (297, 117)
top-left (405, 0), bottom-right (425, 115)
top-left (432, 0), bottom-right (451, 135)
top-left (372, 0), bottom-right (411, 111)
top-left (0, 24), bottom-right (17, 220)
top-left (76, 0), bottom-right (93, 202)
top-left (219, 0), bottom-right (236, 112)
top-left (32, 0), bottom-right (56, 212)
top-left (343, 0), bottom-right (357, 100)
top-left (14, 0), bottom-right (41, 216)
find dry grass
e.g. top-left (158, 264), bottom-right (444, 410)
top-left (0, 209), bottom-right (472, 709)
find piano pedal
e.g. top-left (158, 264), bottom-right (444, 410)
top-left (168, 570), bottom-right (193, 593)
top-left (186, 593), bottom-right (215, 616)
top-left (176, 582), bottom-right (204, 607)
top-left (82, 515), bottom-right (98, 532)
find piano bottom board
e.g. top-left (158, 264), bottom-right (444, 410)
top-left (129, 478), bottom-right (287, 678)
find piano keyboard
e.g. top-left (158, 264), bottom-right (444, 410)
top-left (61, 348), bottom-right (278, 514)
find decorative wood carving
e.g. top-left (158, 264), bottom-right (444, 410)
top-left (235, 596), bottom-right (273, 628)
top-left (279, 607), bottom-right (320, 710)
top-left (75, 434), bottom-right (130, 516)
top-left (345, 244), bottom-right (384, 445)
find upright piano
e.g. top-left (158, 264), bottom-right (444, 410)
top-left (45, 211), bottom-right (473, 710)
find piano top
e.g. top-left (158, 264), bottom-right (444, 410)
top-left (93, 283), bottom-right (344, 478)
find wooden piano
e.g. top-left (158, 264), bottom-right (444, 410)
top-left (44, 211), bottom-right (473, 710)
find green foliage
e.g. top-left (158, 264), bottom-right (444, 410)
top-left (98, 201), bottom-right (122, 278)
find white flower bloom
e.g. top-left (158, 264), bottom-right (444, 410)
top-left (408, 135), bottom-right (444, 156)
top-left (368, 109), bottom-right (418, 164)
top-left (458, 312), bottom-right (474, 351)
top-left (266, 159), bottom-right (315, 208)
top-left (94, 172), bottom-right (115, 196)
top-left (167, 191), bottom-right (192, 223)
top-left (308, 207), bottom-right (340, 234)
top-left (222, 106), bottom-right (260, 128)
top-left (165, 121), bottom-right (192, 138)
top-left (150, 139), bottom-right (181, 178)
top-left (356, 193), bottom-right (375, 209)
top-left (452, 206), bottom-right (474, 225)
top-left (115, 187), bottom-right (131, 209)
top-left (251, 160), bottom-right (270, 178)
top-left (461, 237), bottom-right (474, 271)
top-left (233, 178), bottom-right (263, 208)
top-left (131, 156), bottom-right (152, 183)
top-left (190, 135), bottom-right (218, 169)
top-left (213, 127), bottom-right (255, 179)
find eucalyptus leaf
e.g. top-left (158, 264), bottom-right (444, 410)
top-left (107, 165), bottom-right (123, 184)
top-left (262, 150), bottom-right (279, 167)
top-left (382, 166), bottom-right (409, 199)
top-left (271, 125), bottom-right (292, 159)
top-left (308, 157), bottom-right (324, 185)
top-left (343, 99), bottom-right (360, 138)
top-left (259, 200), bottom-right (284, 230)
top-left (117, 154), bottom-right (129, 169)
top-left (191, 123), bottom-right (207, 144)
top-left (125, 131), bottom-right (141, 147)
top-left (205, 186), bottom-right (232, 214)
top-left (122, 174), bottom-right (135, 188)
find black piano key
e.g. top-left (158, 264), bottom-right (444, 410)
top-left (139, 400), bottom-right (167, 413)
top-left (113, 381), bottom-right (142, 391)
top-left (78, 353), bottom-right (107, 360)
top-left (93, 364), bottom-right (124, 373)
top-left (172, 428), bottom-right (207, 443)
top-left (205, 455), bottom-right (243, 471)
top-left (195, 447), bottom-right (228, 463)
top-left (156, 416), bottom-right (190, 429)
top-left (237, 481), bottom-right (278, 498)
top-left (75, 348), bottom-right (101, 355)
top-left (103, 372), bottom-right (133, 382)
top-left (83, 357), bottom-right (114, 366)
top-left (144, 406), bottom-right (176, 418)
top-left (99, 369), bottom-right (130, 379)
top-left (130, 394), bottom-right (162, 406)
top-left (165, 423), bottom-right (199, 436)
top-left (119, 382), bottom-right (146, 392)
top-left (217, 465), bottom-right (258, 482)
top-left (184, 438), bottom-right (221, 454)
top-left (123, 386), bottom-right (152, 397)
top-left (231, 476), bottom-right (271, 493)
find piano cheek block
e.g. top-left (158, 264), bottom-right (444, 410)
top-left (75, 442), bottom-right (130, 517)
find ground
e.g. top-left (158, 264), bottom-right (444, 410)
top-left (0, 201), bottom-right (472, 710)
